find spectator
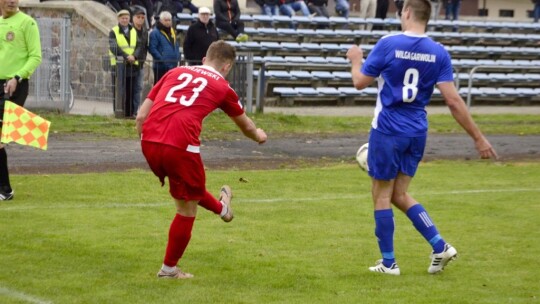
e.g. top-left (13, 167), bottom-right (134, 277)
top-left (131, 0), bottom-right (154, 28)
top-left (334, 0), bottom-right (350, 18)
top-left (149, 11), bottom-right (180, 84)
top-left (375, 0), bottom-right (389, 19)
top-left (263, 0), bottom-right (281, 16)
top-left (0, 0), bottom-right (42, 201)
top-left (132, 7), bottom-right (149, 116)
top-left (359, 0), bottom-right (377, 30)
top-left (109, 9), bottom-right (141, 118)
top-left (179, 0), bottom-right (199, 14)
top-left (214, 0), bottom-right (249, 42)
top-left (153, 0), bottom-right (179, 26)
top-left (533, 0), bottom-right (540, 23)
top-left (444, 0), bottom-right (460, 21)
top-left (183, 7), bottom-right (219, 66)
top-left (373, 0), bottom-right (389, 30)
top-left (279, 0), bottom-right (312, 18)
top-left (430, 0), bottom-right (442, 21)
top-left (307, 0), bottom-right (330, 18)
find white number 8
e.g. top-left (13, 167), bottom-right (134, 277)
top-left (402, 68), bottom-right (419, 103)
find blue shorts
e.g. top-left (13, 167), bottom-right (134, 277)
top-left (368, 128), bottom-right (426, 181)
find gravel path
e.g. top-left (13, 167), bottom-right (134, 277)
top-left (6, 133), bottom-right (540, 174)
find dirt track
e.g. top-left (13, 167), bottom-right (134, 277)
top-left (6, 133), bottom-right (540, 174)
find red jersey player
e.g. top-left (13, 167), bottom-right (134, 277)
top-left (136, 41), bottom-right (267, 279)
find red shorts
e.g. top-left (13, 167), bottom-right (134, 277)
top-left (141, 141), bottom-right (206, 201)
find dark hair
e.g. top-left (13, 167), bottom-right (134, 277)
top-left (394, 0), bottom-right (405, 17)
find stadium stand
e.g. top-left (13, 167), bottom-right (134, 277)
top-left (177, 12), bottom-right (540, 107)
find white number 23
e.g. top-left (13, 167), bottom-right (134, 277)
top-left (164, 73), bottom-right (208, 106)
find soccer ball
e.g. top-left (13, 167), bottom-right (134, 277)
top-left (356, 143), bottom-right (369, 171)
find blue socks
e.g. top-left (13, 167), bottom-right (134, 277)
top-left (406, 204), bottom-right (445, 253)
top-left (374, 209), bottom-right (395, 268)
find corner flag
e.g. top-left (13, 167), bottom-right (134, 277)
top-left (1, 101), bottom-right (51, 150)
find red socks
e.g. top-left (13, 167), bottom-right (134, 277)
top-left (197, 190), bottom-right (223, 215)
top-left (163, 214), bottom-right (195, 267)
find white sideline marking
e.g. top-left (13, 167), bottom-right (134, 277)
top-left (0, 188), bottom-right (538, 211)
top-left (0, 286), bottom-right (52, 304)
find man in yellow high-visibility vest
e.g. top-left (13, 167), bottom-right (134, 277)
top-left (109, 9), bottom-right (140, 118)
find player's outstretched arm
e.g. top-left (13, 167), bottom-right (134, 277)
top-left (346, 45), bottom-right (374, 90)
top-left (231, 113), bottom-right (267, 144)
top-left (437, 82), bottom-right (498, 160)
top-left (135, 98), bottom-right (154, 137)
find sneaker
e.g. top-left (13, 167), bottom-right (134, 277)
top-left (219, 185), bottom-right (234, 222)
top-left (157, 267), bottom-right (194, 279)
top-left (235, 33), bottom-right (249, 43)
top-left (428, 243), bottom-right (458, 274)
top-left (0, 190), bottom-right (14, 201)
top-left (368, 259), bottom-right (400, 276)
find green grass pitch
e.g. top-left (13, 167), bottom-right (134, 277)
top-left (0, 161), bottom-right (539, 303)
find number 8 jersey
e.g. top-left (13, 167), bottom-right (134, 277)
top-left (361, 32), bottom-right (454, 137)
top-left (141, 65), bottom-right (244, 149)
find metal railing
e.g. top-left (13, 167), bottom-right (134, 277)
top-left (466, 65), bottom-right (540, 108)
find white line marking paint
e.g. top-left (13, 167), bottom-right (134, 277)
top-left (0, 286), bottom-right (52, 304)
top-left (0, 188), bottom-right (538, 211)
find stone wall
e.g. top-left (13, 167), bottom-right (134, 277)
top-left (21, 1), bottom-right (118, 103)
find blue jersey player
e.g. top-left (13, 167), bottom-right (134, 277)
top-left (346, 0), bottom-right (498, 275)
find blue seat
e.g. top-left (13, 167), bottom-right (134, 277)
top-left (326, 57), bottom-right (349, 65)
top-left (317, 87), bottom-right (340, 96)
top-left (262, 56), bottom-right (287, 63)
top-left (328, 16), bottom-right (348, 26)
top-left (266, 70), bottom-right (293, 79)
top-left (259, 41), bottom-right (282, 50)
top-left (280, 42), bottom-right (304, 51)
top-left (332, 71), bottom-right (351, 80)
top-left (273, 87), bottom-right (297, 96)
top-left (276, 28), bottom-right (299, 36)
top-left (252, 14), bottom-right (274, 23)
top-left (296, 87), bottom-right (319, 95)
top-left (289, 70), bottom-right (312, 79)
top-left (338, 87), bottom-right (361, 96)
top-left (311, 71), bottom-right (334, 80)
top-left (514, 88), bottom-right (538, 96)
top-left (304, 56), bottom-right (327, 64)
top-left (285, 56), bottom-right (309, 64)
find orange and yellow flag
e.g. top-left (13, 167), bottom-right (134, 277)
top-left (1, 101), bottom-right (51, 150)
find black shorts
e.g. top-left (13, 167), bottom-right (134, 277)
top-left (0, 79), bottom-right (29, 128)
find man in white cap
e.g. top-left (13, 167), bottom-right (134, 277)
top-left (183, 7), bottom-right (219, 66)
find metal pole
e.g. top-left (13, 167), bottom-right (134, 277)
top-left (62, 16), bottom-right (71, 113)
top-left (245, 52), bottom-right (254, 114)
top-left (256, 62), bottom-right (266, 113)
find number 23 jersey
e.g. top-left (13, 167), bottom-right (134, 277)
top-left (141, 65), bottom-right (244, 149)
top-left (362, 32), bottom-right (454, 137)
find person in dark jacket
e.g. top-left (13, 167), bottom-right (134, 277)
top-left (213, 0), bottom-right (249, 42)
top-left (306, 0), bottom-right (329, 18)
top-left (183, 7), bottom-right (219, 66)
top-left (148, 11), bottom-right (180, 84)
top-left (131, 0), bottom-right (154, 28)
top-left (132, 7), bottom-right (149, 116)
top-left (533, 0), bottom-right (540, 22)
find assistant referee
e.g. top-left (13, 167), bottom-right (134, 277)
top-left (0, 0), bottom-right (42, 201)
